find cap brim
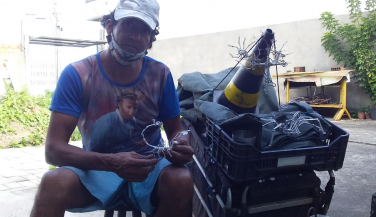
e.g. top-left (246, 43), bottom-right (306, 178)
top-left (114, 9), bottom-right (156, 30)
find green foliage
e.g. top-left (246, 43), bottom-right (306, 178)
top-left (364, 105), bottom-right (371, 113)
top-left (0, 83), bottom-right (51, 133)
top-left (0, 82), bottom-right (52, 147)
top-left (0, 81), bottom-right (82, 148)
top-left (49, 165), bottom-right (57, 170)
top-left (349, 110), bottom-right (358, 118)
top-left (320, 0), bottom-right (376, 105)
top-left (70, 127), bottom-right (82, 141)
top-left (9, 133), bottom-right (45, 148)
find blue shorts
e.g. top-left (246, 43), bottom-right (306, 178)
top-left (64, 158), bottom-right (171, 216)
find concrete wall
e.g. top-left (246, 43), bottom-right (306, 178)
top-left (0, 18), bottom-right (25, 94)
top-left (148, 14), bottom-right (373, 112)
top-left (0, 44), bottom-right (24, 95)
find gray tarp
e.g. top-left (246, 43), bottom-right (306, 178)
top-left (177, 67), bottom-right (279, 124)
top-left (219, 102), bottom-right (332, 151)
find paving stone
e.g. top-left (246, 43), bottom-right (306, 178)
top-left (4, 182), bottom-right (23, 189)
top-left (0, 149), bottom-right (18, 157)
top-left (36, 168), bottom-right (49, 173)
top-left (29, 179), bottom-right (41, 184)
top-left (10, 163), bottom-right (28, 170)
top-left (69, 141), bottom-right (83, 148)
top-left (21, 174), bottom-right (39, 181)
top-left (27, 169), bottom-right (42, 175)
top-left (0, 184), bottom-right (9, 191)
top-left (16, 163), bottom-right (47, 171)
top-left (18, 181), bottom-right (37, 188)
top-left (0, 179), bottom-right (7, 185)
top-left (33, 173), bottom-right (45, 179)
top-left (33, 164), bottom-right (50, 170)
top-left (0, 168), bottom-right (29, 178)
top-left (0, 176), bottom-right (27, 185)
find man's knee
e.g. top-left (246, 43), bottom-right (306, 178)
top-left (159, 165), bottom-right (193, 197)
top-left (38, 168), bottom-right (80, 201)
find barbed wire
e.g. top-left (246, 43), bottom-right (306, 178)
top-left (141, 119), bottom-right (190, 158)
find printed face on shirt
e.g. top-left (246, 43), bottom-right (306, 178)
top-left (119, 97), bottom-right (139, 121)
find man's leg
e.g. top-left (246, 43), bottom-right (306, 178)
top-left (153, 165), bottom-right (193, 217)
top-left (30, 168), bottom-right (98, 217)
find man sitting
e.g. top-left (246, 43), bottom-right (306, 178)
top-left (30, 0), bottom-right (194, 216)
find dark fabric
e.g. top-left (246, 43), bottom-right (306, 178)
top-left (216, 102), bottom-right (332, 151)
top-left (258, 102), bottom-right (332, 151)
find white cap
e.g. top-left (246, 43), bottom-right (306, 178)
top-left (114, 0), bottom-right (159, 30)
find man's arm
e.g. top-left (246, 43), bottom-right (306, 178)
top-left (163, 116), bottom-right (194, 165)
top-left (45, 111), bottom-right (158, 182)
top-left (45, 111), bottom-right (109, 170)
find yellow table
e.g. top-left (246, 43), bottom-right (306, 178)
top-left (273, 70), bottom-right (353, 121)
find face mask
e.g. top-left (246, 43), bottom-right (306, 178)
top-left (107, 34), bottom-right (146, 66)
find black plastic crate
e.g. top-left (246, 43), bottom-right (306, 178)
top-left (206, 118), bottom-right (349, 182)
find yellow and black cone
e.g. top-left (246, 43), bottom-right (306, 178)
top-left (217, 29), bottom-right (274, 114)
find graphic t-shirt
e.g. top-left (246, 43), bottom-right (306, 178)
top-left (50, 53), bottom-right (181, 155)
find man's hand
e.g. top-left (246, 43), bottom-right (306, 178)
top-left (162, 116), bottom-right (194, 166)
top-left (109, 152), bottom-right (158, 182)
top-left (165, 133), bottom-right (194, 165)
